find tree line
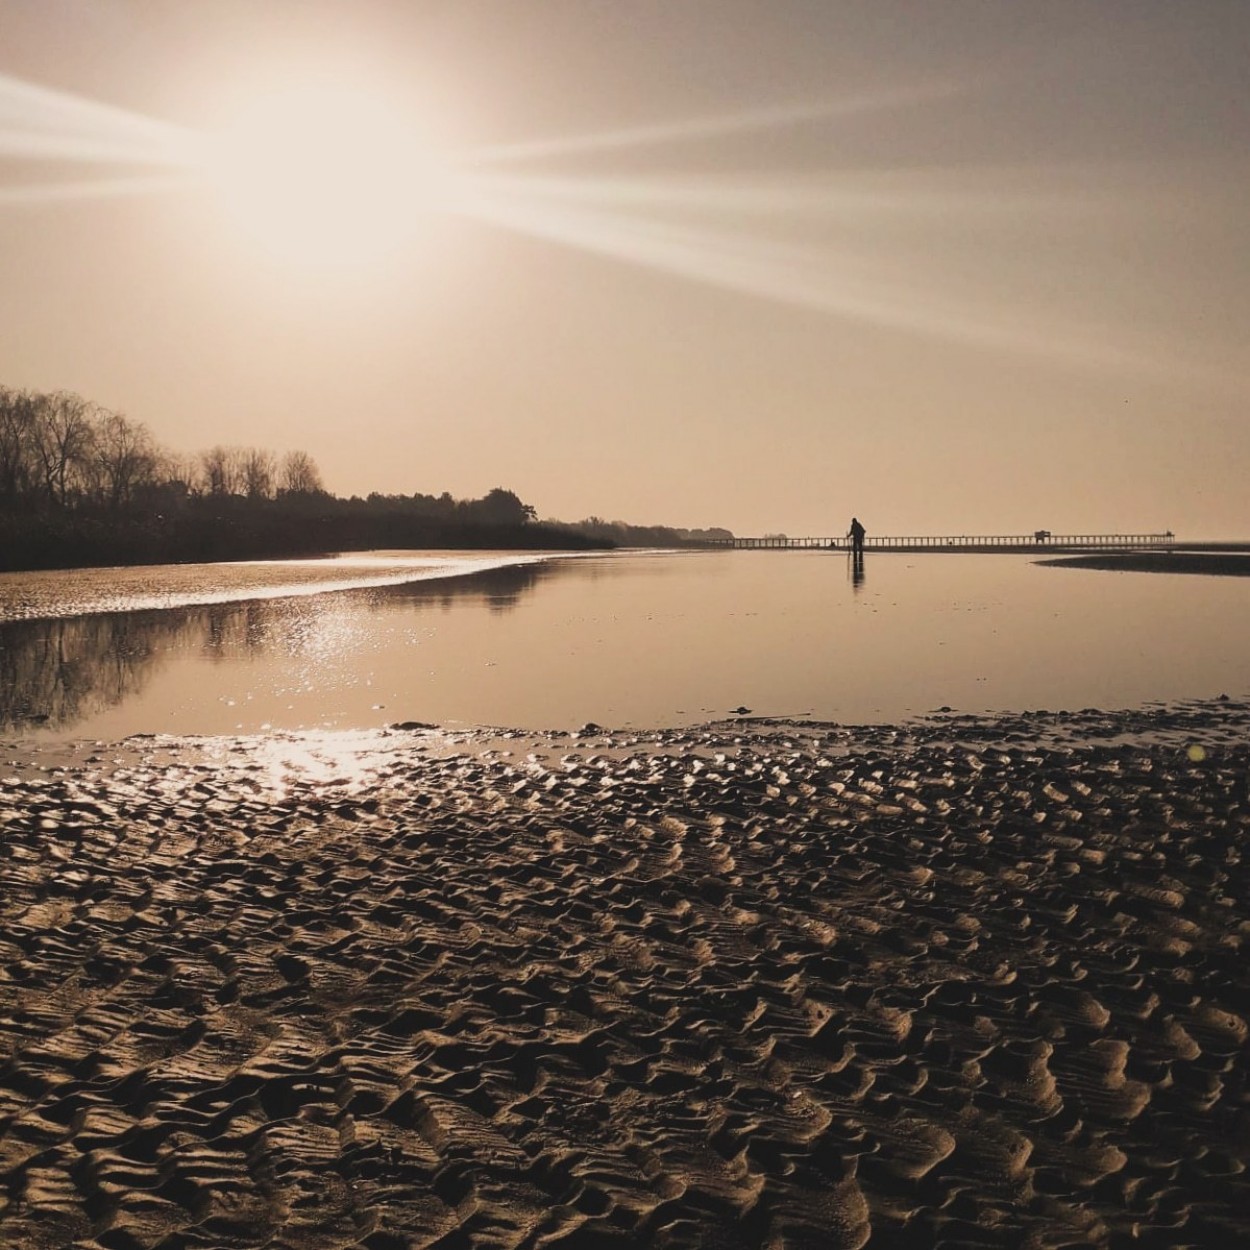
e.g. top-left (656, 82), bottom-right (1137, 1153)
top-left (0, 386), bottom-right (325, 514)
top-left (544, 516), bottom-right (734, 548)
top-left (0, 386), bottom-right (609, 571)
top-left (1, 386), bottom-right (733, 572)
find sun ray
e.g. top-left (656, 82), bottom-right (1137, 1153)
top-left (0, 128), bottom-right (195, 166)
top-left (0, 68), bottom-right (1212, 384)
top-left (0, 72), bottom-right (198, 168)
top-left (458, 169), bottom-right (1109, 220)
top-left (455, 178), bottom-right (1166, 376)
top-left (0, 174), bottom-right (195, 207)
top-left (459, 82), bottom-right (962, 167)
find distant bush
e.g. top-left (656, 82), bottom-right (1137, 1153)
top-left (541, 516), bottom-right (735, 547)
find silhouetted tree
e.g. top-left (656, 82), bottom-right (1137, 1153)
top-left (155, 450), bottom-right (200, 498)
top-left (33, 391), bottom-right (95, 508)
top-left (280, 449), bottom-right (324, 496)
top-left (243, 447), bottom-right (277, 500)
top-left (91, 411), bottom-right (158, 512)
top-left (472, 487), bottom-right (536, 526)
top-left (0, 387), bottom-right (38, 508)
top-left (200, 445), bottom-right (235, 497)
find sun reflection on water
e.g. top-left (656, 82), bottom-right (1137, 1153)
top-left (210, 729), bottom-right (417, 798)
top-left (0, 552), bottom-right (554, 624)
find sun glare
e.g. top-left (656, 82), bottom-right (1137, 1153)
top-left (204, 82), bottom-right (446, 272)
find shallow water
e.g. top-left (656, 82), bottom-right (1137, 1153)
top-left (0, 551), bottom-right (550, 619)
top-left (2, 549), bottom-right (1247, 737)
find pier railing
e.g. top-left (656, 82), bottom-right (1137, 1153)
top-left (707, 533), bottom-right (1176, 552)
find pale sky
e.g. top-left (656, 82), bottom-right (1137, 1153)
top-left (2, 1), bottom-right (1247, 538)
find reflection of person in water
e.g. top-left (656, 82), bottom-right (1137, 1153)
top-left (848, 516), bottom-right (866, 556)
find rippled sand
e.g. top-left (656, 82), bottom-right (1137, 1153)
top-left (2, 700), bottom-right (1248, 1248)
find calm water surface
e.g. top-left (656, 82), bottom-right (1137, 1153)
top-left (2, 549), bottom-right (1247, 738)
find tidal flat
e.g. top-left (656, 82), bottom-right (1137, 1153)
top-left (2, 698), bottom-right (1247, 1248)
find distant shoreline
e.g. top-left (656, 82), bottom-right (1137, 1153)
top-left (1039, 551), bottom-right (1250, 576)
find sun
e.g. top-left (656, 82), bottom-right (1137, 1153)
top-left (203, 81), bottom-right (448, 273)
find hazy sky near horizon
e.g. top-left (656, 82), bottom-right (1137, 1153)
top-left (1, 1), bottom-right (1247, 537)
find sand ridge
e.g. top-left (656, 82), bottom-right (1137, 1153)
top-left (1, 699), bottom-right (1249, 1248)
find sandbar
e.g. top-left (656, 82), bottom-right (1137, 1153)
top-left (1039, 552), bottom-right (1250, 576)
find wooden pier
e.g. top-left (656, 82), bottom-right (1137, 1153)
top-left (709, 532), bottom-right (1176, 552)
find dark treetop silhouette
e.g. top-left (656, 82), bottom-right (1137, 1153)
top-left (1, 385), bottom-right (736, 571)
top-left (0, 385), bottom-right (594, 570)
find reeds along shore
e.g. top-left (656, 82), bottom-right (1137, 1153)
top-left (1, 700), bottom-right (1248, 1249)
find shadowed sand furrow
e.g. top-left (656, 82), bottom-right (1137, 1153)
top-left (2, 697), bottom-right (1250, 1247)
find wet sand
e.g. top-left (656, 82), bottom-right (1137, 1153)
top-left (2, 700), bottom-right (1248, 1249)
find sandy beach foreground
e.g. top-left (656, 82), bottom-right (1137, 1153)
top-left (2, 701), bottom-right (1248, 1249)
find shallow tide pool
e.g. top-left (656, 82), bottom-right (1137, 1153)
top-left (2, 549), bottom-right (1247, 737)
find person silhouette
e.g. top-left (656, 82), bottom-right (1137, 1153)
top-left (848, 516), bottom-right (866, 556)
